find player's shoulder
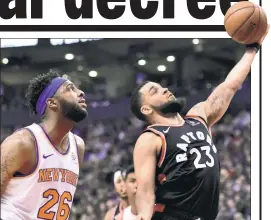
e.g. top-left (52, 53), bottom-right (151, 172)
top-left (73, 134), bottom-right (85, 166)
top-left (135, 129), bottom-right (162, 152)
top-left (144, 124), bottom-right (177, 136)
top-left (104, 205), bottom-right (117, 220)
top-left (137, 130), bottom-right (161, 143)
top-left (73, 134), bottom-right (85, 150)
top-left (186, 102), bottom-right (209, 127)
top-left (1, 128), bottom-right (36, 155)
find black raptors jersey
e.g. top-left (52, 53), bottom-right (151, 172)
top-left (144, 116), bottom-right (220, 220)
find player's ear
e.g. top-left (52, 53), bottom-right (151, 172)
top-left (134, 183), bottom-right (138, 193)
top-left (46, 98), bottom-right (58, 110)
top-left (141, 105), bottom-right (153, 117)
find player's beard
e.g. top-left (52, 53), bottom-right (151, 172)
top-left (153, 97), bottom-right (186, 115)
top-left (59, 99), bottom-right (88, 123)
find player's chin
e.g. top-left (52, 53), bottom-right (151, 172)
top-left (77, 106), bottom-right (88, 118)
top-left (76, 104), bottom-right (88, 113)
top-left (81, 108), bottom-right (88, 116)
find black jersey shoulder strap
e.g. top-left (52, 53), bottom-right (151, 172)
top-left (184, 115), bottom-right (209, 128)
top-left (113, 203), bottom-right (120, 219)
top-left (185, 115), bottom-right (213, 137)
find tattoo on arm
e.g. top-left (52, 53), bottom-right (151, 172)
top-left (187, 86), bottom-right (234, 128)
top-left (207, 88), bottom-right (234, 125)
top-left (208, 95), bottom-right (224, 122)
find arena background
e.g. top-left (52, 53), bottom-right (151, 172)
top-left (1, 38), bottom-right (251, 220)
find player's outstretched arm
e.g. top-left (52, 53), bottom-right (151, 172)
top-left (0, 130), bottom-right (34, 196)
top-left (133, 132), bottom-right (161, 220)
top-left (188, 25), bottom-right (269, 127)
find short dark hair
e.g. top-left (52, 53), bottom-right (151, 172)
top-left (25, 70), bottom-right (61, 115)
top-left (130, 81), bottom-right (149, 121)
top-left (123, 165), bottom-right (135, 181)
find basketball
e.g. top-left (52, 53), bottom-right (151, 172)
top-left (224, 1), bottom-right (268, 44)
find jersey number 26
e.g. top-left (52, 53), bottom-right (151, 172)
top-left (37, 189), bottom-right (72, 220)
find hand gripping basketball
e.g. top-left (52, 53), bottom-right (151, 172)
top-left (246, 24), bottom-right (269, 53)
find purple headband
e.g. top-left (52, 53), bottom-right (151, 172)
top-left (36, 77), bottom-right (67, 116)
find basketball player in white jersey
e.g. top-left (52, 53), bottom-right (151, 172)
top-left (1, 70), bottom-right (88, 220)
top-left (122, 165), bottom-right (137, 220)
top-left (104, 169), bottom-right (129, 220)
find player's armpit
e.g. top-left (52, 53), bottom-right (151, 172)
top-left (186, 102), bottom-right (208, 125)
top-left (0, 130), bottom-right (34, 195)
top-left (133, 132), bottom-right (160, 220)
top-left (74, 135), bottom-right (85, 167)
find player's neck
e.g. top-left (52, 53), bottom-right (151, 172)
top-left (40, 117), bottom-right (74, 147)
top-left (128, 196), bottom-right (137, 215)
top-left (131, 205), bottom-right (137, 216)
top-left (151, 113), bottom-right (184, 126)
top-left (120, 198), bottom-right (129, 209)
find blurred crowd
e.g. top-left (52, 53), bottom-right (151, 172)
top-left (213, 111), bottom-right (251, 220)
top-left (0, 84), bottom-right (28, 112)
top-left (0, 82), bottom-right (109, 113)
top-left (0, 102), bottom-right (251, 220)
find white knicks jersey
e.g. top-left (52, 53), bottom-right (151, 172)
top-left (1, 123), bottom-right (80, 220)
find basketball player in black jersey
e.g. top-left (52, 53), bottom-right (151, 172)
top-left (130, 29), bottom-right (269, 220)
